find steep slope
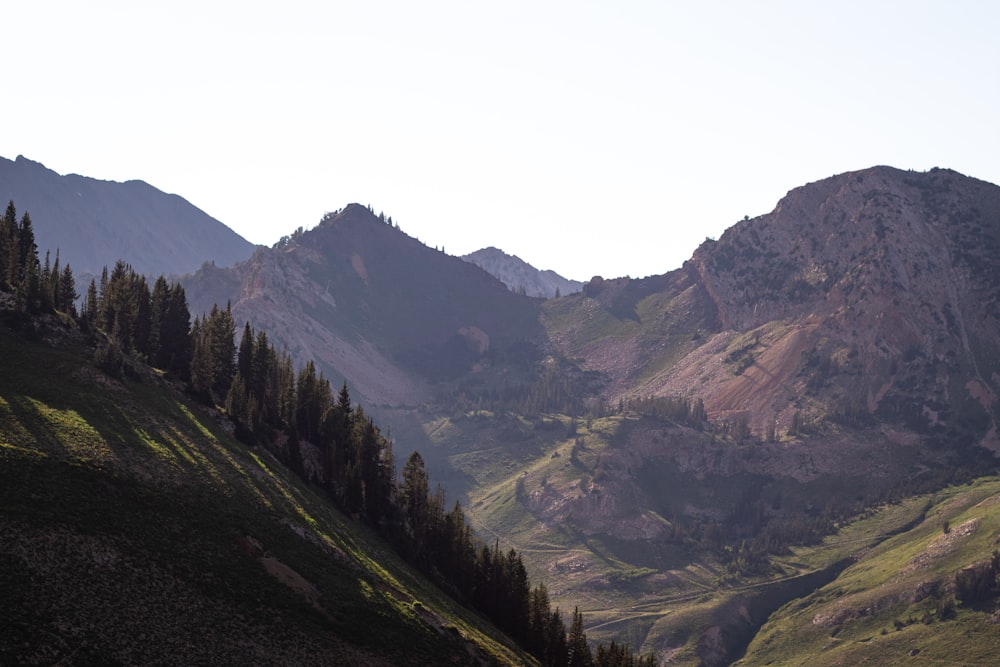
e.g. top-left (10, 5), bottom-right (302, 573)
top-left (0, 155), bottom-right (255, 276)
top-left (169, 166), bottom-right (1000, 661)
top-left (0, 322), bottom-right (532, 666)
top-left (442, 167), bottom-right (1000, 660)
top-left (547, 166), bottom-right (1000, 446)
top-left (184, 204), bottom-right (545, 408)
top-left (463, 247), bottom-right (584, 298)
top-left (739, 476), bottom-right (1000, 666)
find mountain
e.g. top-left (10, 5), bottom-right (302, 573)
top-left (462, 247), bottom-right (583, 298)
top-left (184, 204), bottom-right (544, 408)
top-left (102, 166), bottom-right (1000, 662)
top-left (0, 321), bottom-right (531, 665)
top-left (481, 165), bottom-right (1000, 660)
top-left (548, 166), bottom-right (1000, 444)
top-left (0, 155), bottom-right (255, 277)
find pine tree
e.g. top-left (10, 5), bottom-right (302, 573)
top-left (251, 329), bottom-right (274, 423)
top-left (546, 608), bottom-right (569, 667)
top-left (567, 607), bottom-right (593, 667)
top-left (16, 250), bottom-right (41, 312)
top-left (16, 211), bottom-right (37, 287)
top-left (98, 265), bottom-right (108, 315)
top-left (401, 451), bottom-right (430, 540)
top-left (149, 276), bottom-right (170, 361)
top-left (189, 316), bottom-right (214, 398)
top-left (81, 278), bottom-right (99, 329)
top-left (40, 250), bottom-right (52, 311)
top-left (162, 284), bottom-right (192, 379)
top-left (528, 583), bottom-right (551, 660)
top-left (0, 200), bottom-right (16, 290)
top-left (203, 304), bottom-right (237, 398)
top-left (237, 321), bottom-right (255, 383)
top-left (294, 360), bottom-right (325, 442)
top-left (58, 262), bottom-right (77, 315)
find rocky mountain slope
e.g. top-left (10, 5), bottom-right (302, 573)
top-left (547, 166), bottom-right (1000, 447)
top-left (0, 155), bottom-right (255, 277)
top-left (462, 246), bottom-right (583, 298)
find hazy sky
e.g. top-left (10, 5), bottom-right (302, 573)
top-left (3, 1), bottom-right (997, 280)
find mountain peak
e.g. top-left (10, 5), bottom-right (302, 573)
top-left (13, 154), bottom-right (52, 171)
top-left (463, 247), bottom-right (582, 298)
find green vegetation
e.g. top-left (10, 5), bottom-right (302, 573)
top-left (739, 478), bottom-right (1000, 665)
top-left (0, 327), bottom-right (527, 665)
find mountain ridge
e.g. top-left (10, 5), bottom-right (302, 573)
top-left (185, 203), bottom-right (545, 408)
top-left (0, 155), bottom-right (256, 277)
top-left (462, 246), bottom-right (584, 298)
top-left (10, 162), bottom-right (1000, 662)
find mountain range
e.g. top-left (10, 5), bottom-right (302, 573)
top-left (0, 155), bottom-right (255, 277)
top-left (178, 164), bottom-right (1000, 662)
top-left (4, 159), bottom-right (1000, 664)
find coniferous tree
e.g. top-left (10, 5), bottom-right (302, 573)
top-left (7, 210), bottom-right (38, 295)
top-left (0, 200), bottom-right (16, 289)
top-left (149, 276), bottom-right (170, 358)
top-left (98, 265), bottom-right (109, 314)
top-left (276, 351), bottom-right (297, 429)
top-left (224, 373), bottom-right (254, 439)
top-left (161, 284), bottom-right (192, 379)
top-left (16, 245), bottom-right (41, 312)
top-left (251, 329), bottom-right (276, 424)
top-left (499, 548), bottom-right (531, 644)
top-left (188, 304), bottom-right (238, 400)
top-left (401, 450), bottom-right (430, 541)
top-left (189, 315), bottom-right (213, 397)
top-left (237, 321), bottom-right (254, 382)
top-left (101, 261), bottom-right (137, 349)
top-left (81, 278), bottom-right (99, 330)
top-left (40, 251), bottom-right (52, 311)
top-left (57, 262), bottom-right (77, 316)
top-left (567, 607), bottom-right (593, 667)
top-left (546, 608), bottom-right (570, 667)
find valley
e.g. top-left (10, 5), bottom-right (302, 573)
top-left (3, 162), bottom-right (1000, 664)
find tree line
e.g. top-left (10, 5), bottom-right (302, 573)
top-left (0, 201), bottom-right (78, 316)
top-left (0, 200), bottom-right (655, 666)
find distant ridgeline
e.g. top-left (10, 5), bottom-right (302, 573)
top-left (0, 198), bottom-right (655, 667)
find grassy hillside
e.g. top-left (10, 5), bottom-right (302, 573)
top-left (738, 477), bottom-right (1000, 666)
top-left (0, 320), bottom-right (533, 665)
top-left (418, 401), bottom-right (1000, 665)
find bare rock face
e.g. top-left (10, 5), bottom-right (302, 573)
top-left (685, 166), bottom-right (1000, 442)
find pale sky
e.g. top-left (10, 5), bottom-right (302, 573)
top-left (3, 1), bottom-right (998, 281)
